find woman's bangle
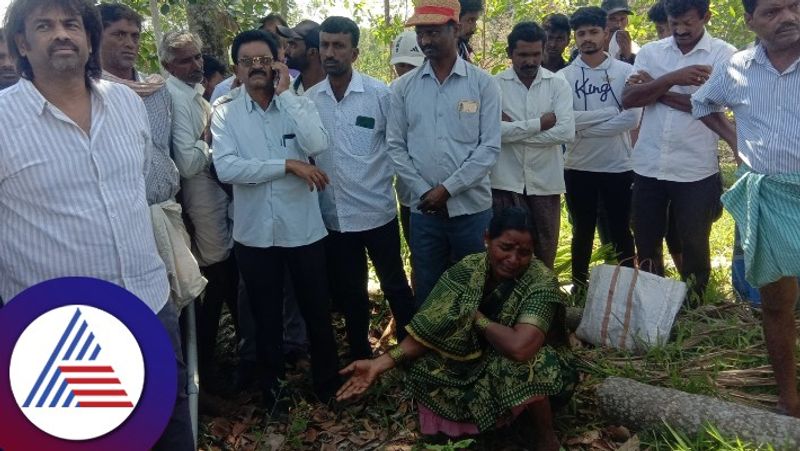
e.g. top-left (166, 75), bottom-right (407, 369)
top-left (387, 345), bottom-right (407, 366)
top-left (475, 316), bottom-right (492, 333)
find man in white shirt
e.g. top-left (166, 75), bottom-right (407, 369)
top-left (492, 21), bottom-right (575, 269)
top-left (210, 30), bottom-right (340, 409)
top-left (307, 17), bottom-right (415, 359)
top-left (161, 31), bottom-right (240, 385)
top-left (622, 0), bottom-right (736, 300)
top-left (560, 7), bottom-right (641, 289)
top-left (0, 0), bottom-right (191, 448)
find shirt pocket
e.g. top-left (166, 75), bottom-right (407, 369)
top-left (346, 123), bottom-right (376, 156)
top-left (450, 103), bottom-right (480, 144)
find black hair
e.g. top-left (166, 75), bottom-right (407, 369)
top-left (543, 13), bottom-right (571, 35)
top-left (487, 207), bottom-right (536, 239)
top-left (319, 16), bottom-right (360, 47)
top-left (97, 2), bottom-right (142, 30)
top-left (647, 1), bottom-right (669, 23)
top-left (664, 0), bottom-right (710, 19)
top-left (231, 29), bottom-right (278, 64)
top-left (259, 13), bottom-right (288, 29)
top-left (202, 54), bottom-right (226, 79)
top-left (459, 0), bottom-right (484, 17)
top-left (569, 6), bottom-right (608, 31)
top-left (506, 21), bottom-right (547, 54)
top-left (741, 0), bottom-right (758, 14)
top-left (3, 0), bottom-right (103, 84)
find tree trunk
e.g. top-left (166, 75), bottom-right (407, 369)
top-left (597, 376), bottom-right (800, 449)
top-left (384, 0), bottom-right (391, 24)
top-left (186, 0), bottom-right (234, 64)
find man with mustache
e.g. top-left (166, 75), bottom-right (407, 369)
top-left (277, 20), bottom-right (325, 95)
top-left (0, 0), bottom-right (192, 448)
top-left (0, 28), bottom-right (20, 90)
top-left (210, 29), bottom-right (341, 411)
top-left (622, 0), bottom-right (736, 301)
top-left (560, 7), bottom-right (641, 290)
top-left (387, 0), bottom-right (501, 307)
top-left (162, 31), bottom-right (241, 388)
top-left (457, 0), bottom-right (483, 62)
top-left (491, 21), bottom-right (575, 270)
top-left (692, 0), bottom-right (800, 416)
top-left (306, 16), bottom-right (415, 359)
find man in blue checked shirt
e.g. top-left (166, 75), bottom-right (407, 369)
top-left (307, 17), bottom-right (415, 360)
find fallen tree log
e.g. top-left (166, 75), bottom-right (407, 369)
top-left (596, 376), bottom-right (800, 449)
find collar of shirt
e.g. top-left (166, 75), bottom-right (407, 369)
top-left (167, 75), bottom-right (204, 100)
top-left (243, 88), bottom-right (281, 114)
top-left (18, 78), bottom-right (108, 117)
top-left (319, 69), bottom-right (365, 101)
top-left (497, 65), bottom-right (557, 88)
top-left (667, 28), bottom-right (713, 56)
top-left (420, 57), bottom-right (468, 83)
top-left (747, 43), bottom-right (800, 75)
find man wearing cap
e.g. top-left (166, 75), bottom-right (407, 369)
top-left (602, 0), bottom-right (640, 64)
top-left (390, 30), bottom-right (425, 255)
top-left (387, 0), bottom-right (501, 307)
top-left (278, 20), bottom-right (326, 95)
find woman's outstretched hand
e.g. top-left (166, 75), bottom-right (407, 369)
top-left (336, 356), bottom-right (391, 401)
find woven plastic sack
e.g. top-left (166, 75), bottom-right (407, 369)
top-left (576, 263), bottom-right (686, 352)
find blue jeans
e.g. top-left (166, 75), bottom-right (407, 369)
top-left (410, 209), bottom-right (492, 308)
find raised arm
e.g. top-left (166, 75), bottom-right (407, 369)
top-left (276, 91), bottom-right (329, 157)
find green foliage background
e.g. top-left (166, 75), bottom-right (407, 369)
top-left (120, 0), bottom-right (753, 80)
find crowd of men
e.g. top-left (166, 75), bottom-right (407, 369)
top-left (0, 0), bottom-right (798, 446)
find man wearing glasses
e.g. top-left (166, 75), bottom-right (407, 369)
top-left (210, 30), bottom-right (340, 412)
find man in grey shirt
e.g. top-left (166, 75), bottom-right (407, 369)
top-left (387, 0), bottom-right (501, 306)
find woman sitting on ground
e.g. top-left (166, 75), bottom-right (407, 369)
top-left (336, 207), bottom-right (577, 451)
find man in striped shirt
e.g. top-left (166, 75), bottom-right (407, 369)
top-left (0, 0), bottom-right (192, 447)
top-left (692, 0), bottom-right (800, 417)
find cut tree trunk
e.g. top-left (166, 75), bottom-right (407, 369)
top-left (597, 376), bottom-right (800, 449)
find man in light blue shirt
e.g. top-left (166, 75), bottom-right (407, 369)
top-left (387, 0), bottom-right (502, 306)
top-left (210, 30), bottom-right (340, 410)
top-left (307, 17), bottom-right (414, 360)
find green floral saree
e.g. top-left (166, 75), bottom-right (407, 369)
top-left (405, 253), bottom-right (577, 432)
